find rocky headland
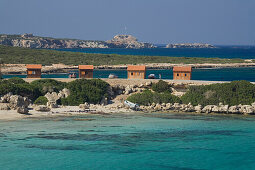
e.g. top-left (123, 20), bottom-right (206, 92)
top-left (0, 33), bottom-right (154, 49)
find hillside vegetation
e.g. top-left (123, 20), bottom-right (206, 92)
top-left (0, 45), bottom-right (250, 65)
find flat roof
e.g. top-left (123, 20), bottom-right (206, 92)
top-left (173, 66), bottom-right (192, 72)
top-left (79, 65), bottom-right (94, 70)
top-left (127, 65), bottom-right (146, 71)
top-left (26, 64), bottom-right (42, 69)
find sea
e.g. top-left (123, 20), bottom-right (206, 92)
top-left (1, 113), bottom-right (255, 170)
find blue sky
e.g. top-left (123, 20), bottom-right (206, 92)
top-left (0, 0), bottom-right (254, 45)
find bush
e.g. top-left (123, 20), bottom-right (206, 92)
top-left (0, 77), bottom-right (40, 101)
top-left (181, 80), bottom-right (255, 106)
top-left (152, 80), bottom-right (172, 93)
top-left (30, 79), bottom-right (66, 95)
top-left (61, 79), bottom-right (109, 106)
top-left (127, 90), bottom-right (181, 106)
top-left (34, 96), bottom-right (48, 105)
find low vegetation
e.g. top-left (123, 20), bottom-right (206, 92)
top-left (30, 79), bottom-right (66, 95)
top-left (152, 80), bottom-right (172, 93)
top-left (0, 45), bottom-right (249, 65)
top-left (127, 90), bottom-right (181, 106)
top-left (61, 79), bottom-right (110, 106)
top-left (181, 80), bottom-right (255, 106)
top-left (34, 96), bottom-right (48, 105)
top-left (0, 77), bottom-right (40, 101)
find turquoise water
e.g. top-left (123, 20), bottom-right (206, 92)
top-left (1, 113), bottom-right (255, 170)
top-left (57, 47), bottom-right (255, 59)
top-left (3, 67), bottom-right (255, 82)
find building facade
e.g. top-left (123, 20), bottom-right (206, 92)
top-left (26, 64), bottom-right (42, 78)
top-left (173, 66), bottom-right (192, 80)
top-left (78, 65), bottom-right (94, 78)
top-left (127, 65), bottom-right (146, 79)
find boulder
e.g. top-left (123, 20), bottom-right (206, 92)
top-left (58, 88), bottom-right (70, 98)
top-left (47, 101), bottom-right (58, 108)
top-left (79, 102), bottom-right (90, 110)
top-left (0, 92), bottom-right (13, 103)
top-left (9, 95), bottom-right (29, 110)
top-left (45, 92), bottom-right (59, 102)
top-left (202, 105), bottom-right (215, 113)
top-left (34, 105), bottom-right (51, 112)
top-left (239, 105), bottom-right (254, 115)
top-left (194, 105), bottom-right (202, 113)
top-left (17, 107), bottom-right (29, 114)
top-left (173, 103), bottom-right (181, 110)
top-left (145, 81), bottom-right (152, 86)
top-left (228, 106), bottom-right (239, 114)
top-left (218, 105), bottom-right (229, 113)
top-left (0, 103), bottom-right (10, 110)
top-left (154, 103), bottom-right (162, 111)
top-left (165, 103), bottom-right (173, 110)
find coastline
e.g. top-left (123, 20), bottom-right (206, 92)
top-left (2, 63), bottom-right (255, 74)
top-left (1, 106), bottom-right (253, 122)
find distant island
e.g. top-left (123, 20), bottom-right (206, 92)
top-left (165, 43), bottom-right (216, 48)
top-left (0, 33), bottom-right (214, 49)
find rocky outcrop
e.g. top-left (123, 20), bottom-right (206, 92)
top-left (44, 88), bottom-right (70, 108)
top-left (106, 35), bottom-right (155, 49)
top-left (0, 34), bottom-right (155, 49)
top-left (139, 102), bottom-right (255, 115)
top-left (0, 93), bottom-right (30, 114)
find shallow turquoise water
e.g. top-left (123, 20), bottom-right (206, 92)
top-left (1, 113), bottom-right (255, 170)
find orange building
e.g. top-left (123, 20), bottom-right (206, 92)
top-left (127, 65), bottom-right (146, 79)
top-left (26, 64), bottom-right (42, 78)
top-left (78, 65), bottom-right (94, 78)
top-left (173, 66), bottom-right (192, 80)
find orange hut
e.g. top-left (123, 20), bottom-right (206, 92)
top-left (173, 66), bottom-right (192, 80)
top-left (26, 64), bottom-right (42, 78)
top-left (127, 65), bottom-right (146, 79)
top-left (78, 65), bottom-right (94, 78)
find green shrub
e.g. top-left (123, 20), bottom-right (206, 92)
top-left (0, 77), bottom-right (40, 101)
top-left (34, 96), bottom-right (48, 105)
top-left (127, 90), bottom-right (181, 106)
top-left (152, 80), bottom-right (172, 93)
top-left (30, 79), bottom-right (66, 95)
top-left (181, 80), bottom-right (255, 106)
top-left (61, 79), bottom-right (109, 106)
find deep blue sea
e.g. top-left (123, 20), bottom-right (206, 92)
top-left (3, 67), bottom-right (255, 82)
top-left (1, 113), bottom-right (255, 170)
top-left (57, 47), bottom-right (255, 59)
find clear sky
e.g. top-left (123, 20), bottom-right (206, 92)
top-left (0, 0), bottom-right (254, 45)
